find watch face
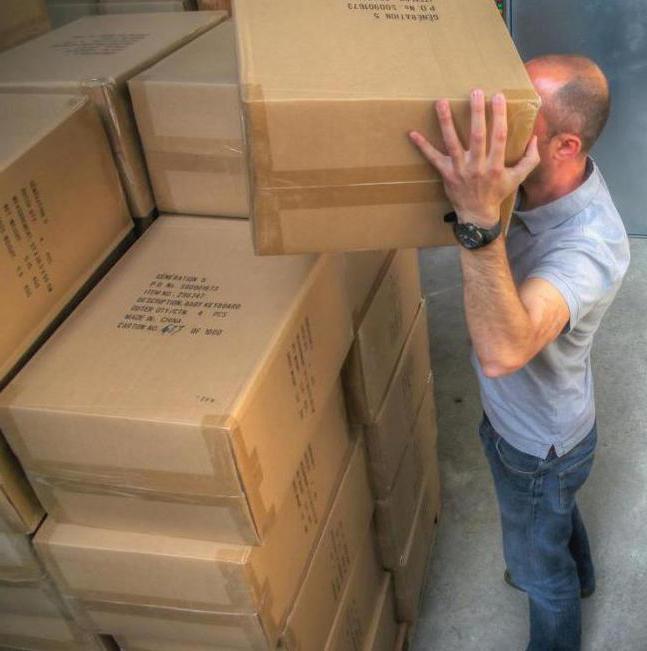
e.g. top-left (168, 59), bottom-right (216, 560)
top-left (458, 224), bottom-right (484, 249)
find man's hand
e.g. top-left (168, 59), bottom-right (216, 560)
top-left (409, 89), bottom-right (539, 228)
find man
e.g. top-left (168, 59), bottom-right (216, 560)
top-left (409, 55), bottom-right (630, 650)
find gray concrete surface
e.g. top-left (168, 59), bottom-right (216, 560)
top-left (412, 239), bottom-right (647, 651)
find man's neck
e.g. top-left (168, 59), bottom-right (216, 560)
top-left (520, 158), bottom-right (588, 211)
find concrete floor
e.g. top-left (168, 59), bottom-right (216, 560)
top-left (412, 239), bottom-right (647, 651)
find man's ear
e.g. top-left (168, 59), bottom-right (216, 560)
top-left (554, 132), bottom-right (583, 160)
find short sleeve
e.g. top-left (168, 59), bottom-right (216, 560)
top-left (526, 232), bottom-right (623, 332)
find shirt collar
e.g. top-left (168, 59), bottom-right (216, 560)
top-left (514, 158), bottom-right (600, 235)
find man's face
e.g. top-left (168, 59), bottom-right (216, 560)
top-left (525, 63), bottom-right (560, 182)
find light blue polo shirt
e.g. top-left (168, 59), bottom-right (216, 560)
top-left (473, 159), bottom-right (630, 458)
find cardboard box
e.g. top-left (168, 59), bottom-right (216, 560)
top-left (197, 0), bottom-right (230, 15)
top-left (342, 250), bottom-right (390, 327)
top-left (54, 439), bottom-right (368, 651)
top-left (0, 579), bottom-right (116, 651)
top-left (324, 526), bottom-right (385, 651)
top-left (48, 2), bottom-right (192, 27)
top-left (0, 216), bottom-right (353, 544)
top-left (130, 21), bottom-right (249, 217)
top-left (282, 441), bottom-right (374, 651)
top-left (0, 437), bottom-right (43, 535)
top-left (0, 12), bottom-right (226, 220)
top-left (343, 249), bottom-right (421, 424)
top-left (0, 531), bottom-right (44, 582)
top-left (375, 380), bottom-right (438, 569)
top-left (233, 0), bottom-right (540, 254)
top-left (0, 93), bottom-right (133, 387)
top-left (393, 471), bottom-right (442, 623)
top-left (366, 301), bottom-right (431, 499)
top-left (84, 603), bottom-right (269, 651)
top-left (0, 0), bottom-right (50, 52)
top-left (365, 575), bottom-right (398, 651)
top-left (34, 383), bottom-right (352, 645)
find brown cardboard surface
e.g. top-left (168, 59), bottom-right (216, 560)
top-left (84, 602), bottom-right (268, 651)
top-left (0, 436), bottom-right (43, 535)
top-left (375, 380), bottom-right (437, 569)
top-left (130, 21), bottom-right (249, 217)
top-left (324, 527), bottom-right (384, 651)
top-left (343, 249), bottom-right (421, 424)
top-left (197, 0), bottom-right (231, 14)
top-left (0, 531), bottom-right (45, 582)
top-left (393, 468), bottom-right (442, 623)
top-left (282, 440), bottom-right (374, 651)
top-left (34, 382), bottom-right (351, 644)
top-left (0, 576), bottom-right (117, 650)
top-left (342, 250), bottom-right (391, 327)
top-left (364, 575), bottom-right (398, 651)
top-left (0, 12), bottom-right (227, 218)
top-left (0, 0), bottom-right (50, 52)
top-left (233, 0), bottom-right (539, 254)
top-left (365, 301), bottom-right (431, 499)
top-left (0, 93), bottom-right (133, 386)
top-left (0, 216), bottom-right (352, 544)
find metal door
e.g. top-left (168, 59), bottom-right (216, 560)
top-left (508, 0), bottom-right (647, 236)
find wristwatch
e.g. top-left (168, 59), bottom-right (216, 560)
top-left (444, 211), bottom-right (501, 250)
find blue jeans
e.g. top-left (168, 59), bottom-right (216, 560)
top-left (479, 415), bottom-right (597, 651)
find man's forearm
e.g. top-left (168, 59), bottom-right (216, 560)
top-left (460, 238), bottom-right (534, 377)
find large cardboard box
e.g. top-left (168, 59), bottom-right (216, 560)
top-left (0, 531), bottom-right (44, 582)
top-left (0, 93), bottom-right (133, 386)
top-left (0, 578), bottom-right (117, 650)
top-left (48, 2), bottom-right (193, 28)
top-left (34, 383), bottom-right (351, 646)
top-left (366, 301), bottom-right (431, 499)
top-left (0, 0), bottom-right (50, 52)
top-left (83, 602), bottom-right (269, 651)
top-left (130, 21), bottom-right (248, 217)
top-left (0, 217), bottom-right (353, 544)
top-left (0, 12), bottom-right (226, 220)
top-left (0, 437), bottom-right (43, 534)
top-left (343, 249), bottom-right (421, 424)
top-left (342, 250), bottom-right (390, 327)
top-left (365, 575), bottom-right (399, 651)
top-left (233, 0), bottom-right (540, 255)
top-left (55, 439), bottom-right (368, 651)
top-left (393, 471), bottom-right (442, 623)
top-left (324, 526), bottom-right (385, 651)
top-left (197, 0), bottom-right (230, 14)
top-left (375, 381), bottom-right (437, 569)
top-left (282, 441), bottom-right (374, 651)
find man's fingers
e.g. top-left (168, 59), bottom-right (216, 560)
top-left (436, 100), bottom-right (465, 167)
top-left (408, 130), bottom-right (447, 171)
top-left (488, 93), bottom-right (508, 167)
top-left (469, 89), bottom-right (487, 161)
top-left (512, 135), bottom-right (541, 182)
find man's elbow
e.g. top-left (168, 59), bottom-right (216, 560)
top-left (480, 353), bottom-right (526, 378)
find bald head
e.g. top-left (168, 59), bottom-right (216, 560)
top-left (526, 55), bottom-right (610, 154)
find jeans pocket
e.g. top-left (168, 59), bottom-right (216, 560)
top-left (495, 436), bottom-right (542, 475)
top-left (558, 451), bottom-right (595, 513)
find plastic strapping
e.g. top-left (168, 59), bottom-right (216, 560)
top-left (83, 80), bottom-right (155, 220)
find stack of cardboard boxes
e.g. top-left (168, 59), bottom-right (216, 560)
top-left (0, 2), bottom-right (539, 649)
top-left (0, 86), bottom-right (133, 650)
top-left (0, 11), bottom-right (227, 224)
top-left (0, 436), bottom-right (114, 650)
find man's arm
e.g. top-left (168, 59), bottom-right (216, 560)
top-left (409, 90), bottom-right (569, 377)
